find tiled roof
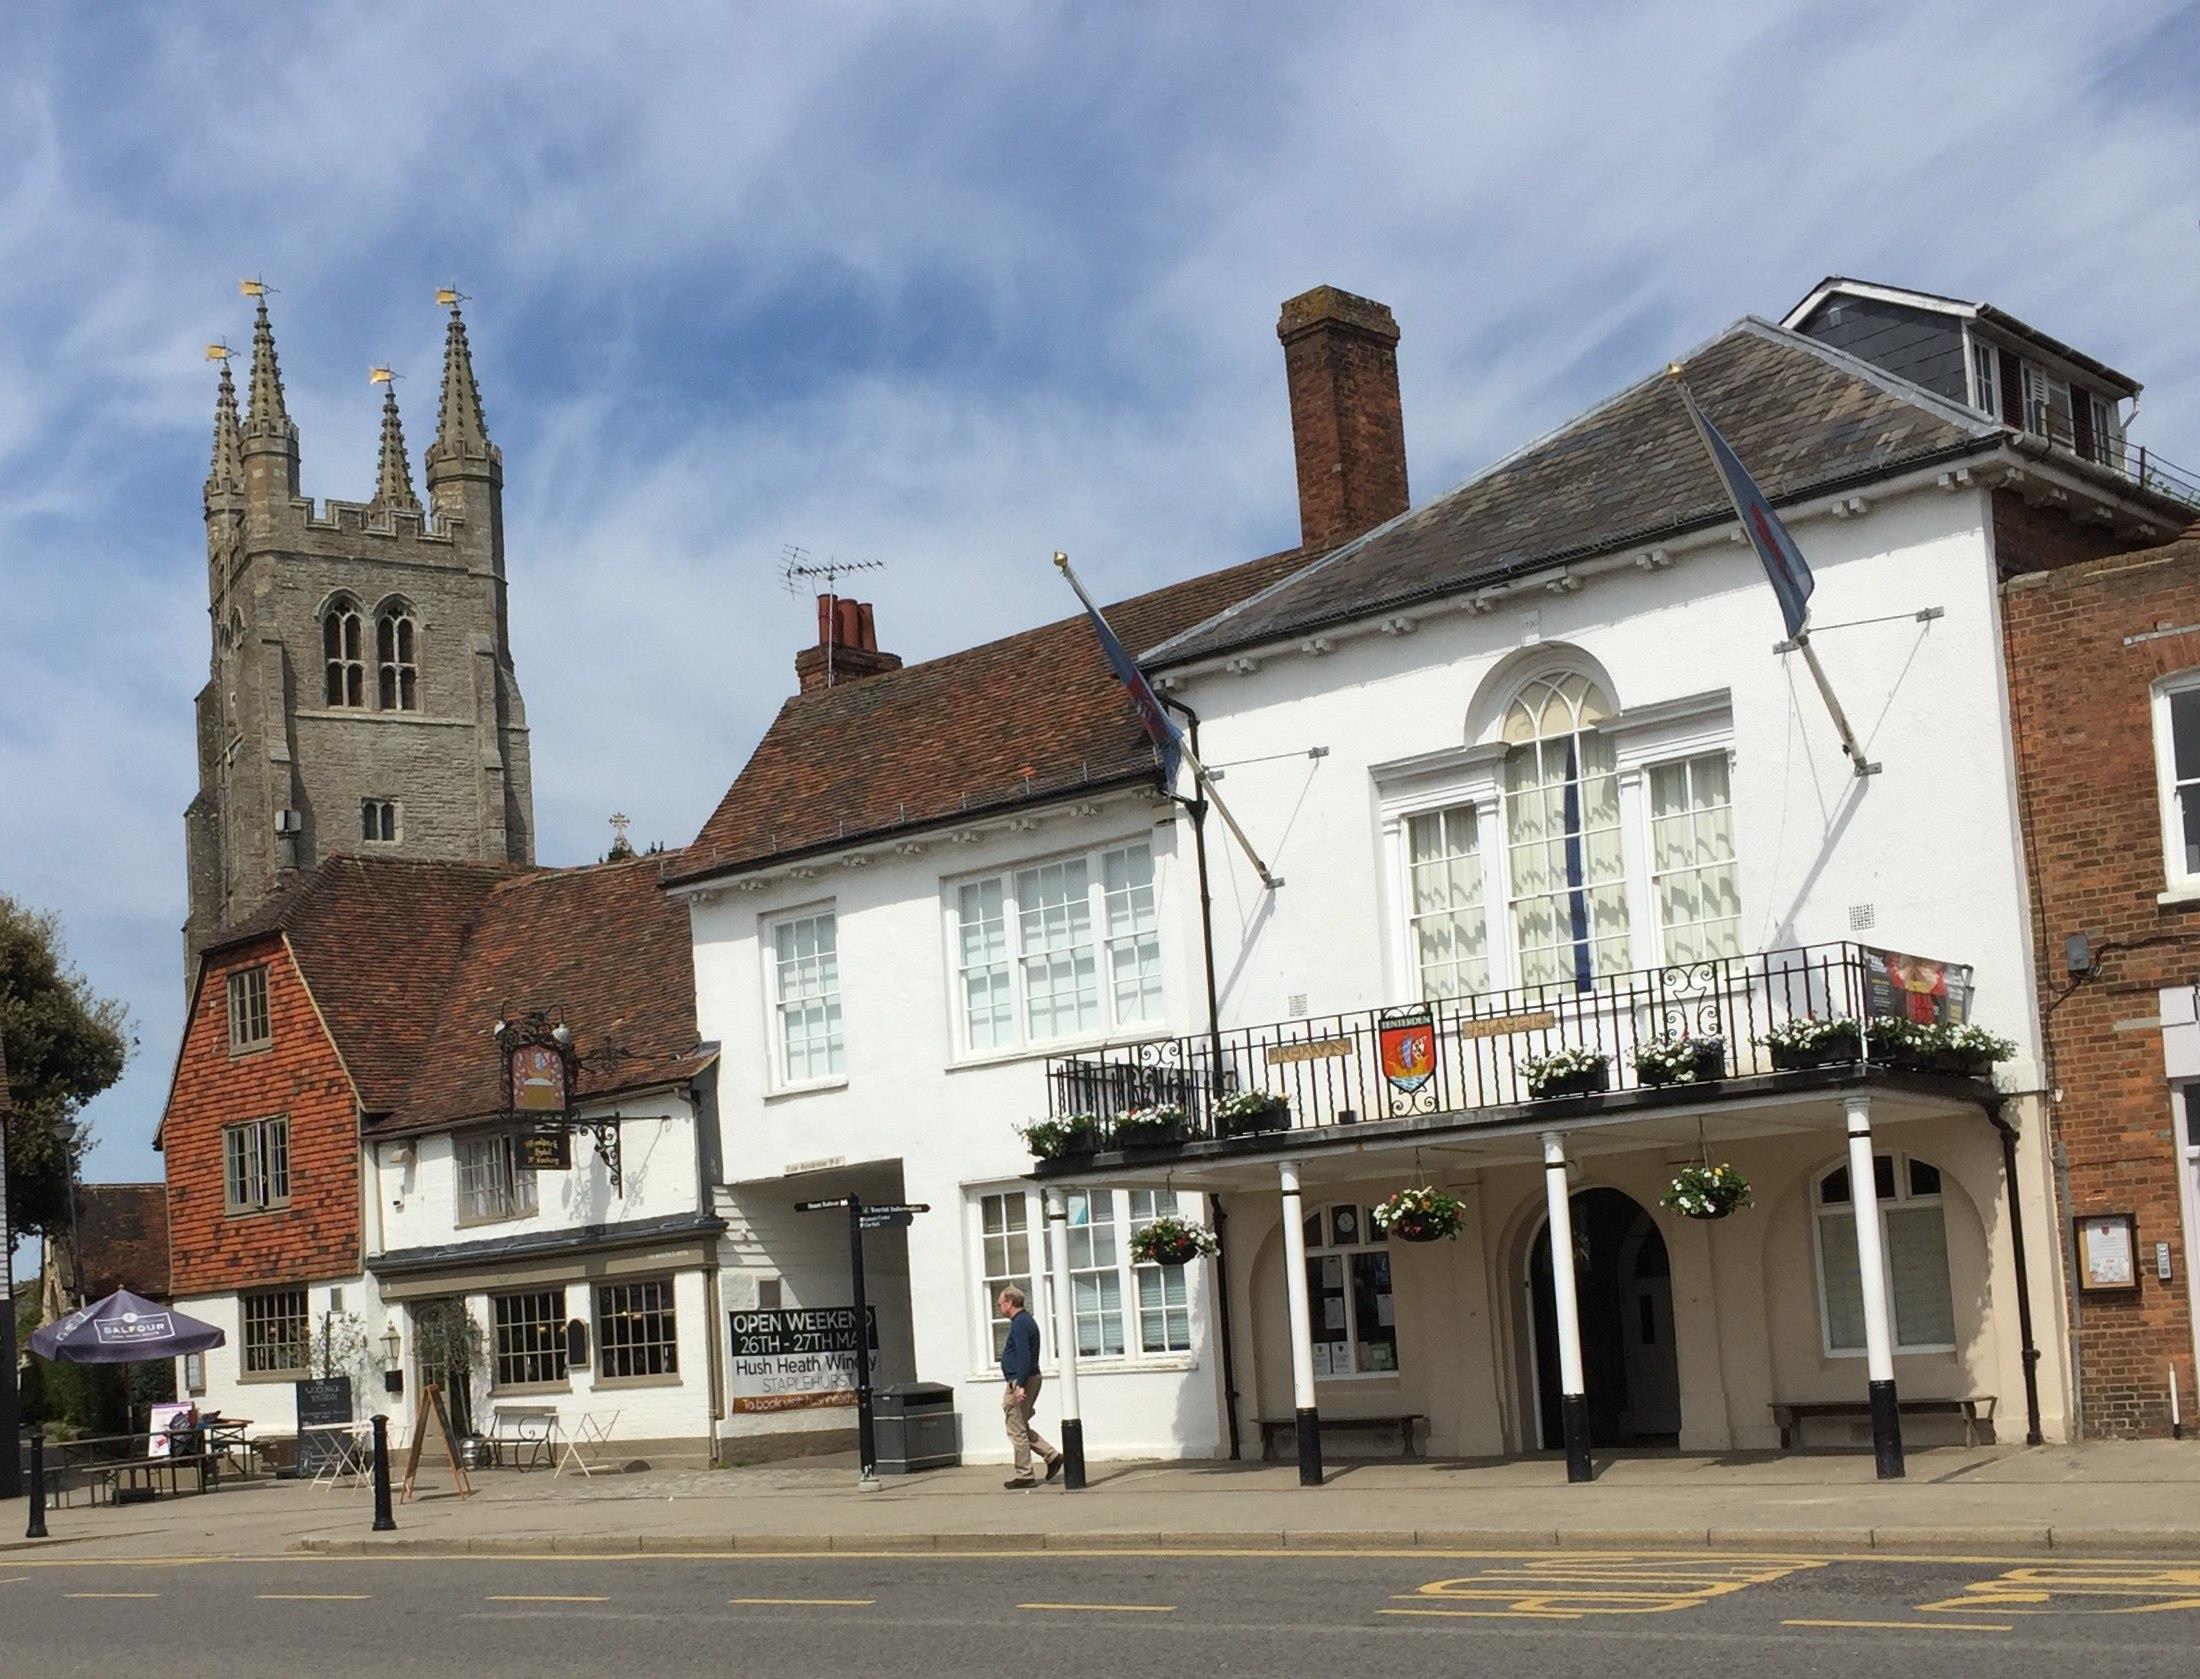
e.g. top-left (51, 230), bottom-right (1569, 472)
top-left (59, 1183), bottom-right (171, 1300)
top-left (668, 547), bottom-right (1309, 883)
top-left (1148, 319), bottom-right (2004, 666)
top-left (208, 858), bottom-right (522, 1111)
top-left (380, 855), bottom-right (706, 1134)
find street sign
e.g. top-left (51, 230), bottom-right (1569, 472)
top-left (793, 1195), bottom-right (931, 1487)
top-left (859, 1211), bottom-right (913, 1230)
top-left (794, 1197), bottom-right (851, 1212)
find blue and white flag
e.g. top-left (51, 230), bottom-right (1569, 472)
top-left (1054, 556), bottom-right (1185, 785)
top-left (1671, 373), bottom-right (1815, 640)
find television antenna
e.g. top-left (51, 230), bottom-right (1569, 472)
top-left (780, 544), bottom-right (885, 599)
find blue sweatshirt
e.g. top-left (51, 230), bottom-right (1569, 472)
top-left (1001, 1309), bottom-right (1041, 1386)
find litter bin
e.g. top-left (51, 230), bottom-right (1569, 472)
top-left (873, 1381), bottom-right (959, 1474)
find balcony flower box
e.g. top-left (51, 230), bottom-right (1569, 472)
top-left (1215, 1089), bottom-right (1291, 1138)
top-left (1372, 1185), bottom-right (1465, 1243)
top-left (1759, 1017), bottom-right (1862, 1071)
top-left (1660, 1161), bottom-right (1753, 1221)
top-left (1522, 1046), bottom-right (1611, 1101)
top-left (1937, 1023), bottom-right (2016, 1077)
top-left (1871, 1019), bottom-right (2015, 1077)
top-left (1018, 1115), bottom-right (1101, 1161)
top-left (1128, 1214), bottom-right (1220, 1266)
top-left (1633, 1033), bottom-right (1727, 1088)
top-left (1112, 1104), bottom-right (1189, 1149)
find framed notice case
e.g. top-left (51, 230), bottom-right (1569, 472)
top-left (2075, 1212), bottom-right (2139, 1293)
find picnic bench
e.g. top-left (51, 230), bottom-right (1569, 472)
top-left (1770, 1395), bottom-right (1997, 1449)
top-left (1257, 1412), bottom-right (1426, 1460)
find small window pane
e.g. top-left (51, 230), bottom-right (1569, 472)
top-left (1818, 1209), bottom-right (1866, 1351)
top-left (1873, 1154), bottom-right (1896, 1201)
top-left (2184, 1087), bottom-right (2200, 1149)
top-left (1908, 1159), bottom-right (1942, 1198)
top-left (1819, 1165), bottom-right (1850, 1205)
top-left (1886, 1206), bottom-right (1955, 1347)
top-left (2174, 690), bottom-right (2200, 781)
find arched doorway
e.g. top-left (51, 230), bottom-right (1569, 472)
top-left (1527, 1188), bottom-right (1681, 1449)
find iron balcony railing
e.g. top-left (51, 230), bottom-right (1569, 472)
top-left (1044, 941), bottom-right (1968, 1145)
top-left (2025, 413), bottom-right (2200, 509)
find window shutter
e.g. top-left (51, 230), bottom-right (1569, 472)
top-left (2070, 391), bottom-right (2095, 459)
top-left (1997, 349), bottom-right (2024, 427)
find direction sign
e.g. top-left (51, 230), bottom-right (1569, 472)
top-left (795, 1197), bottom-right (851, 1212)
top-left (858, 1210), bottom-right (913, 1230)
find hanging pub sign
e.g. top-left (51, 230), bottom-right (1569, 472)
top-left (509, 1040), bottom-right (570, 1118)
top-left (519, 1126), bottom-right (572, 1171)
top-left (1862, 947), bottom-right (1974, 1026)
top-left (1378, 1006), bottom-right (1436, 1097)
top-left (493, 1012), bottom-right (625, 1191)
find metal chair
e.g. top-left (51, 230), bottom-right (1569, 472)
top-left (556, 1409), bottom-right (621, 1478)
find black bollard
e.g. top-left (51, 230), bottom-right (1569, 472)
top-left (370, 1413), bottom-right (396, 1532)
top-left (26, 1427), bottom-right (47, 1540)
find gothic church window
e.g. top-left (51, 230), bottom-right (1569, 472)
top-left (323, 599), bottom-right (365, 707)
top-left (376, 605), bottom-right (419, 711)
top-left (361, 799), bottom-right (400, 843)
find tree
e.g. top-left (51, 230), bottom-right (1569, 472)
top-left (1, 896), bottom-right (133, 1244)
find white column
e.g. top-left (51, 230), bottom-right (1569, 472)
top-left (1279, 1161), bottom-right (1316, 1413)
top-left (1043, 1186), bottom-right (1086, 1487)
top-left (1844, 1092), bottom-right (1906, 1478)
top-left (1542, 1131), bottom-right (1593, 1481)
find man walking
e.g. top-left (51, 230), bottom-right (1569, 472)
top-left (997, 1286), bottom-right (1063, 1489)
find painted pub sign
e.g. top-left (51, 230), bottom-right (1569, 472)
top-left (509, 1042), bottom-right (570, 1117)
top-left (1378, 1007), bottom-right (1437, 1098)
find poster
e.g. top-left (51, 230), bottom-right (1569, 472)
top-left (147, 1401), bottom-right (195, 1459)
top-left (2077, 1214), bottom-right (2138, 1292)
top-left (1862, 948), bottom-right (1973, 1025)
top-left (726, 1307), bottom-right (879, 1414)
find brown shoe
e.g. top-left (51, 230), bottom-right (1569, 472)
top-left (1044, 1455), bottom-right (1064, 1483)
top-left (1003, 1476), bottom-right (1038, 1489)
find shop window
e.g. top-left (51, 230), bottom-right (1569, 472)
top-left (972, 1186), bottom-right (1200, 1366)
top-left (1813, 1153), bottom-right (1956, 1354)
top-left (595, 1278), bottom-right (679, 1380)
top-left (241, 1288), bottom-right (309, 1377)
top-left (1303, 1202), bottom-right (1397, 1376)
top-left (492, 1288), bottom-right (569, 1387)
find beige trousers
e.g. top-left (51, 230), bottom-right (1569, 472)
top-left (1003, 1373), bottom-right (1056, 1477)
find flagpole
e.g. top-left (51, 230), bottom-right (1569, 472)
top-left (1053, 553), bottom-right (1284, 890)
top-left (1665, 367), bottom-right (1880, 779)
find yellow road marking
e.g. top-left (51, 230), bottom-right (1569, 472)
top-left (65, 1592), bottom-right (160, 1600)
top-left (258, 1592), bottom-right (372, 1601)
top-left (1919, 1561), bottom-right (2200, 1617)
top-left (1786, 1618), bottom-right (2011, 1633)
top-left (1384, 1606), bottom-right (1584, 1621)
top-left (1018, 1601), bottom-right (1174, 1613)
top-left (1395, 1554), bottom-right (1825, 1618)
top-left (485, 1594), bottom-right (609, 1603)
top-left (730, 1597), bottom-right (875, 1607)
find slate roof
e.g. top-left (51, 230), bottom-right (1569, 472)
top-left (1783, 276), bottom-right (2142, 394)
top-left (668, 547), bottom-right (1309, 883)
top-left (1148, 318), bottom-right (2007, 667)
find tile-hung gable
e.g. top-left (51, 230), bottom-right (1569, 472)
top-left (665, 548), bottom-right (1309, 885)
top-left (1145, 318), bottom-right (2179, 670)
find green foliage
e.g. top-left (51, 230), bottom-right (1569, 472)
top-left (2, 895), bottom-right (134, 1242)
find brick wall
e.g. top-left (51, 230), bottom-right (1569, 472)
top-left (163, 935), bottom-right (363, 1295)
top-left (1992, 488), bottom-right (2148, 577)
top-left (2003, 538), bottom-right (2200, 1435)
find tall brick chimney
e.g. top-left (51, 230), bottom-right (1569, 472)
top-left (796, 595), bottom-right (902, 694)
top-left (1277, 285), bottom-right (1409, 552)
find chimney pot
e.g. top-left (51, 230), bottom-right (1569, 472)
top-left (795, 597), bottom-right (904, 695)
top-left (1277, 285), bottom-right (1409, 553)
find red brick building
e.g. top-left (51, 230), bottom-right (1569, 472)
top-left (2004, 534), bottom-right (2200, 1436)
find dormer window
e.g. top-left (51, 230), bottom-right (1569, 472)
top-left (322, 599), bottom-right (365, 707)
top-left (376, 605), bottom-right (419, 711)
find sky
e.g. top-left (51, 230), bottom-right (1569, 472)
top-left (3, 0), bottom-right (2198, 1207)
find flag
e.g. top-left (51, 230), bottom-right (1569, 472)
top-left (1671, 372), bottom-right (1815, 640)
top-left (1058, 558), bottom-right (1185, 785)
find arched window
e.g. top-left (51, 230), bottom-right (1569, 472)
top-left (1813, 1153), bottom-right (1956, 1356)
top-left (376, 605), bottom-right (419, 711)
top-left (1502, 672), bottom-right (1629, 988)
top-left (322, 599), bottom-right (364, 708)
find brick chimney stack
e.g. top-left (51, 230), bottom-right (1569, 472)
top-left (796, 595), bottom-right (903, 694)
top-left (1277, 285), bottom-right (1409, 553)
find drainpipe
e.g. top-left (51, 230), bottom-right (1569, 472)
top-left (1209, 1194), bottom-right (1243, 1460)
top-left (1987, 1100), bottom-right (2046, 1446)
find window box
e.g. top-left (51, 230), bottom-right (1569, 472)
top-left (1633, 1034), bottom-right (1726, 1088)
top-left (1112, 1105), bottom-right (1190, 1149)
top-left (1522, 1047), bottom-right (1610, 1100)
top-left (1019, 1115), bottom-right (1101, 1161)
top-left (1215, 1090), bottom-right (1291, 1138)
top-left (1761, 1017), bottom-right (1861, 1071)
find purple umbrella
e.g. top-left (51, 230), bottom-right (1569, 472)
top-left (29, 1289), bottom-right (225, 1364)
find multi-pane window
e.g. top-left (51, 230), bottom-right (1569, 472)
top-left (376, 607), bottom-right (419, 711)
top-left (492, 1289), bottom-right (569, 1387)
top-left (1303, 1203), bottom-right (1396, 1376)
top-left (595, 1279), bottom-right (679, 1380)
top-left (770, 910), bottom-right (844, 1083)
top-left (1649, 753), bottom-right (1741, 964)
top-left (1969, 340), bottom-right (1999, 418)
top-left (1130, 1189), bottom-right (1192, 1354)
top-left (361, 798), bottom-right (400, 843)
top-left (2021, 363), bottom-right (2074, 444)
top-left (323, 600), bottom-right (365, 707)
top-left (1406, 804), bottom-right (1489, 999)
top-left (978, 1192), bottom-right (1034, 1360)
top-left (1814, 1153), bottom-right (1955, 1354)
top-left (954, 841), bottom-right (1161, 1053)
top-left (227, 965), bottom-right (271, 1052)
top-left (223, 1116), bottom-right (290, 1213)
top-left (1503, 674), bottom-right (1629, 988)
top-left (1065, 1190), bottom-right (1125, 1358)
top-left (241, 1288), bottom-right (309, 1376)
top-left (2089, 395), bottom-right (2120, 467)
top-left (457, 1132), bottom-right (538, 1224)
top-left (2154, 678), bottom-right (2200, 888)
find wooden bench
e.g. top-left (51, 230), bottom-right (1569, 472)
top-left (1257, 1413), bottom-right (1425, 1460)
top-left (1771, 1396), bottom-right (1996, 1449)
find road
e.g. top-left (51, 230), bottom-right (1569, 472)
top-left (4, 1546), bottom-right (2198, 1676)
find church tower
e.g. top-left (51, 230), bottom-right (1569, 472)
top-left (184, 292), bottom-right (535, 965)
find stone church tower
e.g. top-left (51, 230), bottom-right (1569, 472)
top-left (184, 296), bottom-right (535, 964)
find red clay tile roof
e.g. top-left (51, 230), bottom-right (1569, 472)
top-left (668, 547), bottom-right (1308, 883)
top-left (206, 858), bottom-right (523, 1111)
top-left (62, 1183), bottom-right (171, 1299)
top-left (378, 855), bottom-right (705, 1134)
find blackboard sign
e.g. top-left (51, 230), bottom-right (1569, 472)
top-left (294, 1375), bottom-right (355, 1476)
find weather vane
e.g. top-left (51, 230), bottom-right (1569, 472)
top-left (435, 286), bottom-right (471, 311)
top-left (204, 342), bottom-right (234, 363)
top-left (238, 277), bottom-right (276, 298)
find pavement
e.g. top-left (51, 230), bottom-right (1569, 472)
top-left (8, 1438), bottom-right (2200, 1560)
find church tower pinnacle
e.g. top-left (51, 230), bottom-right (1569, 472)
top-left (370, 377), bottom-right (421, 515)
top-left (205, 357), bottom-right (243, 502)
top-left (427, 300), bottom-right (496, 475)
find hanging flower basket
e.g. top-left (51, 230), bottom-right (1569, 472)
top-left (1522, 1046), bottom-right (1611, 1100)
top-left (1215, 1089), bottom-right (1292, 1138)
top-left (1128, 1214), bottom-right (1220, 1266)
top-left (1371, 1185), bottom-right (1465, 1243)
top-left (1633, 1033), bottom-right (1727, 1088)
top-left (1018, 1115), bottom-right (1101, 1161)
top-left (1759, 1017), bottom-right (1862, 1071)
top-left (1661, 1161), bottom-right (1753, 1220)
top-left (1112, 1104), bottom-right (1189, 1149)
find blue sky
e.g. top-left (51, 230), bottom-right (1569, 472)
top-left (3, 0), bottom-right (2199, 1205)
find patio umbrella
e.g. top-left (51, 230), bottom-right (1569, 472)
top-left (29, 1290), bottom-right (225, 1364)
